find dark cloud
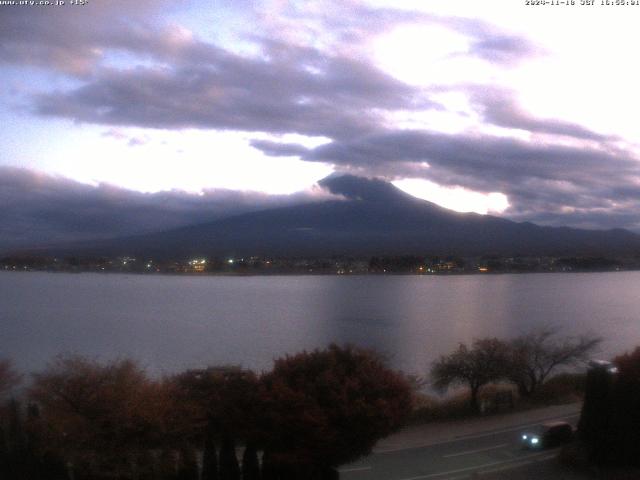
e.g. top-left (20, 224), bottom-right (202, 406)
top-left (253, 2), bottom-right (541, 66)
top-left (464, 86), bottom-right (611, 141)
top-left (329, 5), bottom-right (542, 65)
top-left (294, 129), bottom-right (640, 231)
top-left (453, 20), bottom-right (543, 65)
top-left (34, 44), bottom-right (429, 139)
top-left (304, 130), bottom-right (636, 187)
top-left (0, 0), bottom-right (175, 74)
top-left (249, 139), bottom-right (310, 157)
top-left (1, 2), bottom-right (436, 138)
top-left (468, 35), bottom-right (539, 64)
top-left (2, 1), bottom-right (533, 139)
top-left (0, 167), bottom-right (336, 252)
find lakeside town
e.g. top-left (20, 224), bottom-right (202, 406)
top-left (2, 253), bottom-right (639, 275)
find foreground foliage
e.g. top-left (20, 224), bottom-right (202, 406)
top-left (260, 345), bottom-right (412, 477)
top-left (0, 345), bottom-right (411, 480)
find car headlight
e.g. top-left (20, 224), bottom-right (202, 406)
top-left (530, 437), bottom-right (540, 445)
top-left (522, 434), bottom-right (527, 440)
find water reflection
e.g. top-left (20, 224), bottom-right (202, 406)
top-left (318, 276), bottom-right (410, 368)
top-left (0, 271), bottom-right (638, 376)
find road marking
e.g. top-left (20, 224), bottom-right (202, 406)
top-left (442, 443), bottom-right (508, 458)
top-left (376, 413), bottom-right (580, 453)
top-left (438, 453), bottom-right (557, 480)
top-left (396, 450), bottom-right (554, 480)
top-left (445, 453), bottom-right (557, 480)
top-left (476, 453), bottom-right (556, 476)
top-left (338, 466), bottom-right (372, 473)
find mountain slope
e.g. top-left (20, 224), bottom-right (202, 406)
top-left (60, 175), bottom-right (640, 259)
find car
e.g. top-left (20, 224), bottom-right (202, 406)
top-left (521, 421), bottom-right (574, 449)
top-left (588, 359), bottom-right (619, 374)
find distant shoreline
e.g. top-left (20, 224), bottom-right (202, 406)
top-left (3, 251), bottom-right (639, 276)
top-left (2, 267), bottom-right (637, 277)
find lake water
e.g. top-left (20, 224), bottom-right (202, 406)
top-left (1, 271), bottom-right (638, 377)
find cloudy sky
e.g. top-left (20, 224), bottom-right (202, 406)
top-left (3, 0), bottom-right (640, 249)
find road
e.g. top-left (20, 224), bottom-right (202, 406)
top-left (339, 408), bottom-right (581, 480)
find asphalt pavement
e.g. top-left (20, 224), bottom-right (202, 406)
top-left (339, 403), bottom-right (582, 480)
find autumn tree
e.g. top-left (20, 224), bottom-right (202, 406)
top-left (431, 338), bottom-right (510, 412)
top-left (29, 355), bottom-right (173, 479)
top-left (506, 328), bottom-right (601, 397)
top-left (171, 366), bottom-right (261, 480)
top-left (259, 344), bottom-right (411, 478)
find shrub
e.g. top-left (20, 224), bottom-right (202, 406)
top-left (260, 344), bottom-right (412, 475)
top-left (530, 373), bottom-right (586, 405)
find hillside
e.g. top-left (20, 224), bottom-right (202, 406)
top-left (44, 175), bottom-right (640, 259)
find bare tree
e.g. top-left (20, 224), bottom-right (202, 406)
top-left (431, 338), bottom-right (510, 412)
top-left (506, 327), bottom-right (601, 397)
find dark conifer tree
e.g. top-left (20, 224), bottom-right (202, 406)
top-left (135, 449), bottom-right (158, 480)
top-left (0, 424), bottom-right (8, 480)
top-left (260, 451), bottom-right (278, 480)
top-left (7, 399), bottom-right (25, 454)
top-left (241, 443), bottom-right (260, 480)
top-left (201, 433), bottom-right (219, 480)
top-left (4, 398), bottom-right (29, 479)
top-left (177, 447), bottom-right (199, 480)
top-left (219, 433), bottom-right (240, 480)
top-left (158, 449), bottom-right (179, 480)
top-left (39, 450), bottom-right (69, 480)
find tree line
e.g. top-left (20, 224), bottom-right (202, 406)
top-left (431, 328), bottom-right (602, 412)
top-left (0, 345), bottom-right (412, 480)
